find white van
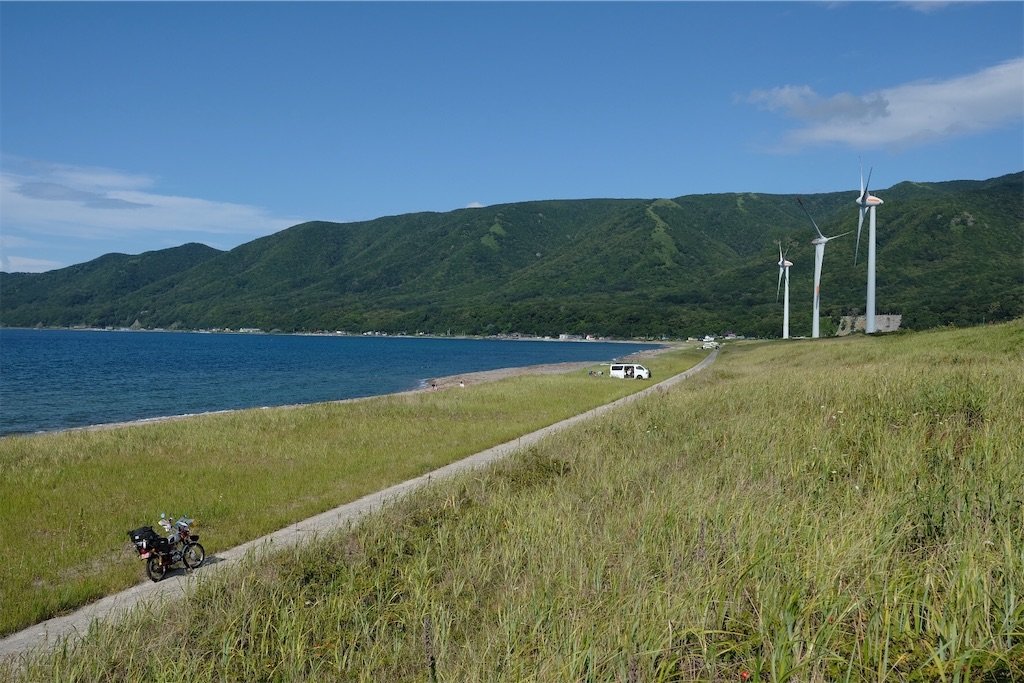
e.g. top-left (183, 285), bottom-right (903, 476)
top-left (609, 363), bottom-right (651, 380)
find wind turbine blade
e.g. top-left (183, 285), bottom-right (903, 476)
top-left (777, 266), bottom-right (783, 301)
top-left (863, 167), bottom-right (873, 200)
top-left (796, 198), bottom-right (825, 239)
top-left (855, 207), bottom-right (865, 263)
top-left (828, 230), bottom-right (852, 240)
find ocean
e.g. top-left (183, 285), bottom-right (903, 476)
top-left (0, 328), bottom-right (658, 436)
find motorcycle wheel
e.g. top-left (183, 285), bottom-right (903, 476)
top-left (182, 542), bottom-right (205, 569)
top-left (146, 556), bottom-right (167, 582)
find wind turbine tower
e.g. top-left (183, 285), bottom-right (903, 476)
top-left (776, 242), bottom-right (793, 339)
top-left (798, 198), bottom-right (850, 339)
top-left (855, 165), bottom-right (884, 333)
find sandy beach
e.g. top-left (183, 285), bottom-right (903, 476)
top-left (57, 345), bottom-right (679, 435)
top-left (419, 344), bottom-right (675, 390)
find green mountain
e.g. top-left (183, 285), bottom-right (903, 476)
top-left (2, 173), bottom-right (1021, 338)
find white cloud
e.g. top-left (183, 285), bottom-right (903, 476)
top-left (0, 254), bottom-right (64, 274)
top-left (900, 1), bottom-right (959, 14)
top-left (465, 201), bottom-right (485, 209)
top-left (745, 58), bottom-right (1024, 150)
top-left (0, 156), bottom-right (298, 240)
top-left (746, 85), bottom-right (889, 124)
top-left (0, 156), bottom-right (303, 272)
top-left (40, 160), bottom-right (154, 192)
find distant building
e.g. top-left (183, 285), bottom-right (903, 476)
top-left (836, 314), bottom-right (902, 336)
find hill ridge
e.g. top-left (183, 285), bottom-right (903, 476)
top-left (1, 172), bottom-right (1021, 337)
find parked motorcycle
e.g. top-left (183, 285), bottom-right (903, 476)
top-left (128, 514), bottom-right (205, 582)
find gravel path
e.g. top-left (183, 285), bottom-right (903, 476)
top-left (0, 348), bottom-right (718, 665)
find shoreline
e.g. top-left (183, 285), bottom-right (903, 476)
top-left (421, 343), bottom-right (672, 390)
top-left (0, 348), bottom-right (716, 662)
top-left (9, 345), bottom-right (680, 438)
top-left (0, 325), bottom-right (668, 345)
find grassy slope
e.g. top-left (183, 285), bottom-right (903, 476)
top-left (9, 322), bottom-right (1024, 681)
top-left (3, 173), bottom-right (1021, 337)
top-left (0, 349), bottom-right (701, 637)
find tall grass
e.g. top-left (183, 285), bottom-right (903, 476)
top-left (8, 322), bottom-right (1024, 681)
top-left (0, 350), bottom-right (702, 637)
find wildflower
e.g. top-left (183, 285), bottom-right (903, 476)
top-left (741, 671), bottom-right (751, 681)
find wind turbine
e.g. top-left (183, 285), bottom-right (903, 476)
top-left (798, 198), bottom-right (850, 339)
top-left (855, 164), bottom-right (884, 333)
top-left (776, 242), bottom-right (793, 339)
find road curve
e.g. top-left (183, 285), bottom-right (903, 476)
top-left (0, 348), bottom-right (718, 664)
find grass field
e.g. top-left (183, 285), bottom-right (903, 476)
top-left (0, 348), bottom-right (703, 638)
top-left (6, 322), bottom-right (1024, 681)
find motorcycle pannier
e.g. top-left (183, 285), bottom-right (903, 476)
top-left (129, 526), bottom-right (161, 544)
top-left (128, 526), bottom-right (170, 551)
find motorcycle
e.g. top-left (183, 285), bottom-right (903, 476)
top-left (128, 514), bottom-right (206, 582)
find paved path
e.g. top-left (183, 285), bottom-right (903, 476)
top-left (0, 349), bottom-right (718, 664)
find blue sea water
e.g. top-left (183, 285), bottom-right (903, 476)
top-left (0, 328), bottom-right (658, 436)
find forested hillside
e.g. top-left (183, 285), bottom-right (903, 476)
top-left (2, 173), bottom-right (1021, 338)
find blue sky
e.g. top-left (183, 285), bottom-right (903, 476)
top-left (1, 1), bottom-right (1021, 273)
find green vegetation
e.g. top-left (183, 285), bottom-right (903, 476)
top-left (2, 173), bottom-right (1021, 337)
top-left (6, 321), bottom-right (1022, 681)
top-left (0, 349), bottom-right (702, 637)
